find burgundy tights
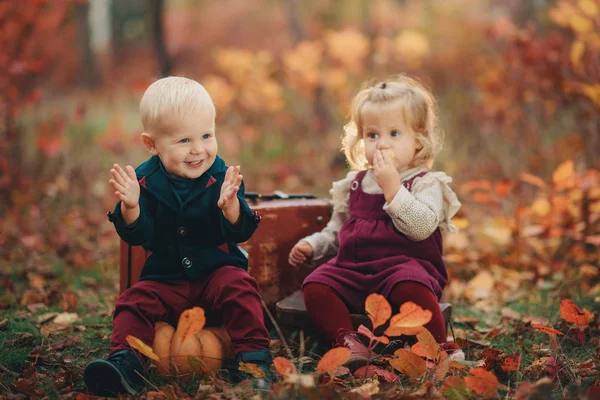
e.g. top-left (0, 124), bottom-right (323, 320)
top-left (303, 281), bottom-right (446, 344)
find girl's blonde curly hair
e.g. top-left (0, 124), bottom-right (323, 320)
top-left (341, 75), bottom-right (443, 171)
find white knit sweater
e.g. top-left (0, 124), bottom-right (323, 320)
top-left (302, 166), bottom-right (461, 262)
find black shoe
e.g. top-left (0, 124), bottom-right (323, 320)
top-left (234, 349), bottom-right (275, 390)
top-left (84, 349), bottom-right (145, 397)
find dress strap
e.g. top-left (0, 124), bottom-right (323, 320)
top-left (402, 171), bottom-right (428, 192)
top-left (351, 170), bottom-right (368, 192)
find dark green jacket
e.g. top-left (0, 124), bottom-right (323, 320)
top-left (108, 155), bottom-right (260, 281)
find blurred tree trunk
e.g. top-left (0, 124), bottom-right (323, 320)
top-left (76, 1), bottom-right (99, 88)
top-left (286, 0), bottom-right (305, 42)
top-left (147, 0), bottom-right (172, 77)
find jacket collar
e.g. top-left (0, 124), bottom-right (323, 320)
top-left (136, 155), bottom-right (227, 211)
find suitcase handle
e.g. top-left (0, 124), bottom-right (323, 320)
top-left (245, 191), bottom-right (316, 201)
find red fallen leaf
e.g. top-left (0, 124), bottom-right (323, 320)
top-left (434, 350), bottom-right (450, 381)
top-left (531, 323), bottom-right (564, 336)
top-left (61, 292), bottom-right (78, 311)
top-left (464, 367), bottom-right (499, 399)
top-left (273, 357), bottom-right (296, 378)
top-left (559, 299), bottom-right (588, 325)
top-left (416, 329), bottom-right (439, 360)
top-left (501, 353), bottom-right (522, 372)
top-left (545, 356), bottom-right (563, 379)
top-left (354, 365), bottom-right (399, 383)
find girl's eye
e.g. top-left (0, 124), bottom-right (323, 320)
top-left (202, 133), bottom-right (212, 140)
top-left (179, 138), bottom-right (190, 143)
top-left (391, 130), bottom-right (399, 137)
top-left (368, 133), bottom-right (378, 139)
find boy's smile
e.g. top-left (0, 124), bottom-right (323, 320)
top-left (142, 108), bottom-right (218, 179)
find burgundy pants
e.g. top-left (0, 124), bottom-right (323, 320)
top-left (304, 281), bottom-right (447, 344)
top-left (111, 266), bottom-right (270, 356)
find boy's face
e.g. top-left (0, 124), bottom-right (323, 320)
top-left (143, 108), bottom-right (218, 179)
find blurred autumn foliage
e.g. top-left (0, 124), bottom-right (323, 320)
top-left (1, 0), bottom-right (600, 397)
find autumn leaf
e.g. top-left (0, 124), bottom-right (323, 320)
top-left (560, 299), bottom-right (588, 325)
top-left (357, 324), bottom-right (390, 345)
top-left (177, 307), bottom-right (206, 342)
top-left (520, 172), bottom-right (547, 189)
top-left (385, 325), bottom-right (424, 337)
top-left (434, 350), bottom-right (450, 381)
top-left (316, 347), bottom-right (351, 376)
top-left (389, 349), bottom-right (427, 379)
top-left (384, 302), bottom-right (432, 337)
top-left (273, 357), bottom-right (296, 378)
top-left (126, 335), bottom-right (159, 361)
top-left (238, 362), bottom-right (266, 378)
top-left (354, 365), bottom-right (399, 383)
top-left (531, 323), bottom-right (564, 336)
top-left (441, 376), bottom-right (470, 398)
top-left (501, 353), bottom-right (522, 372)
top-left (416, 329), bottom-right (439, 360)
top-left (365, 293), bottom-right (392, 330)
top-left (464, 367), bottom-right (499, 399)
top-left (552, 160), bottom-right (574, 187)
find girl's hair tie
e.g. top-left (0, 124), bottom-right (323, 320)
top-left (380, 82), bottom-right (387, 89)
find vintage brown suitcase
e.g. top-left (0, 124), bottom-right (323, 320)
top-left (119, 193), bottom-right (332, 309)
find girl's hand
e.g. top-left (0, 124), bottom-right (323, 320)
top-left (288, 241), bottom-right (314, 267)
top-left (110, 164), bottom-right (140, 209)
top-left (218, 165), bottom-right (243, 210)
top-left (373, 150), bottom-right (401, 203)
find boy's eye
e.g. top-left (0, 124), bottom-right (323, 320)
top-left (391, 130), bottom-right (399, 137)
top-left (202, 133), bottom-right (212, 140)
top-left (179, 138), bottom-right (190, 143)
top-left (367, 133), bottom-right (378, 139)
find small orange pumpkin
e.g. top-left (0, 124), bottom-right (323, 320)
top-left (152, 322), bottom-right (233, 376)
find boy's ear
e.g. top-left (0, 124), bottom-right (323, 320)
top-left (141, 133), bottom-right (158, 155)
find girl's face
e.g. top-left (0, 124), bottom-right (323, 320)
top-left (361, 100), bottom-right (420, 172)
top-left (142, 108), bottom-right (218, 179)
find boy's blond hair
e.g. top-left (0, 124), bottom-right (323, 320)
top-left (140, 76), bottom-right (215, 135)
top-left (342, 75), bottom-right (443, 171)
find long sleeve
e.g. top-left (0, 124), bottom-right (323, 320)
top-left (301, 171), bottom-right (357, 262)
top-left (383, 172), bottom-right (461, 241)
top-left (219, 180), bottom-right (260, 243)
top-left (111, 190), bottom-right (155, 248)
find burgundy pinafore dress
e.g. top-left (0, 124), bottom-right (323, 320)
top-left (303, 170), bottom-right (448, 313)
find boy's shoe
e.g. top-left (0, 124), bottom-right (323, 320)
top-left (234, 349), bottom-right (275, 390)
top-left (335, 330), bottom-right (373, 370)
top-left (84, 349), bottom-right (145, 397)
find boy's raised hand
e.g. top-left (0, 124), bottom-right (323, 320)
top-left (218, 165), bottom-right (243, 210)
top-left (110, 164), bottom-right (140, 209)
top-left (373, 150), bottom-right (401, 203)
top-left (288, 241), bottom-right (314, 267)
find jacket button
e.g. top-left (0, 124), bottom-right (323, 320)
top-left (178, 227), bottom-right (187, 237)
top-left (182, 257), bottom-right (192, 268)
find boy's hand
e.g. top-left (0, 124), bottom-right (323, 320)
top-left (288, 241), bottom-right (314, 267)
top-left (373, 150), bottom-right (401, 204)
top-left (110, 164), bottom-right (140, 209)
top-left (218, 165), bottom-right (243, 211)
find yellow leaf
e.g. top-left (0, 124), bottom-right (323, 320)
top-left (569, 14), bottom-right (593, 33)
top-left (365, 293), bottom-right (392, 330)
top-left (579, 0), bottom-right (599, 17)
top-left (582, 84), bottom-right (600, 107)
top-left (571, 40), bottom-right (586, 68)
top-left (531, 198), bottom-right (551, 217)
top-left (238, 362), bottom-right (266, 378)
top-left (416, 329), bottom-right (440, 360)
top-left (317, 347), bottom-right (351, 376)
top-left (389, 349), bottom-right (427, 379)
top-left (126, 335), bottom-right (159, 361)
top-left (552, 160), bottom-right (574, 187)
